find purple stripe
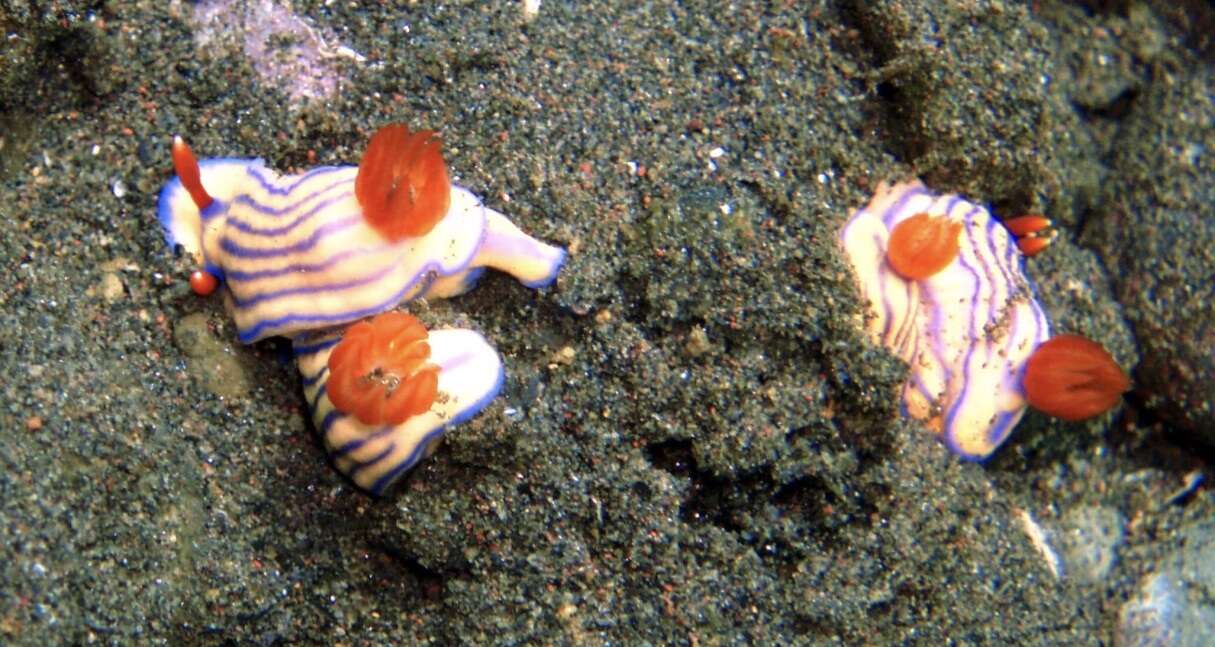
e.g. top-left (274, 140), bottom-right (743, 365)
top-left (236, 263), bottom-right (437, 343)
top-left (368, 440), bottom-right (436, 495)
top-left (962, 207), bottom-right (999, 341)
top-left (1017, 233), bottom-right (1052, 346)
top-left (878, 189), bottom-right (956, 353)
top-left (908, 365), bottom-right (936, 406)
top-left (518, 250), bottom-right (565, 289)
top-left (199, 198), bottom-right (228, 223)
top-left (1035, 302), bottom-right (1050, 344)
top-left (224, 245), bottom-right (389, 282)
top-left (944, 408), bottom-right (1020, 461)
top-left (1006, 298), bottom-right (1023, 365)
top-left (890, 280), bottom-right (918, 352)
top-left (202, 261), bottom-right (225, 282)
top-left (984, 216), bottom-right (1019, 304)
top-left (366, 363), bottom-right (504, 495)
top-left (330, 423), bottom-right (396, 457)
top-left (1010, 350), bottom-right (1031, 398)
top-left (1000, 231), bottom-right (1032, 368)
top-left (293, 335), bottom-right (342, 357)
top-left (991, 224), bottom-right (1021, 360)
top-left (320, 408), bottom-right (343, 433)
top-left (230, 261), bottom-right (396, 308)
top-left (444, 267), bottom-right (485, 296)
top-left (921, 280), bottom-right (952, 401)
top-left (880, 185), bottom-right (928, 228)
top-left (940, 214), bottom-right (985, 435)
top-left (231, 176), bottom-right (352, 218)
top-left (439, 350), bottom-right (477, 373)
top-left (226, 188), bottom-right (351, 237)
top-left (938, 195), bottom-right (963, 224)
top-left (245, 164), bottom-right (350, 195)
top-left (220, 214), bottom-right (361, 259)
top-left (911, 199), bottom-right (971, 415)
top-left (346, 443), bottom-right (395, 477)
top-left (301, 366), bottom-right (328, 387)
top-left (986, 410), bottom-right (1020, 451)
top-left (876, 232), bottom-right (898, 342)
top-left (236, 204), bottom-right (488, 342)
top-left (310, 384), bottom-right (328, 413)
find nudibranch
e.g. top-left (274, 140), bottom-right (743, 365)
top-left (158, 125), bottom-right (565, 343)
top-left (839, 180), bottom-right (1051, 459)
top-left (293, 312), bottom-right (504, 494)
top-left (158, 124), bottom-right (565, 493)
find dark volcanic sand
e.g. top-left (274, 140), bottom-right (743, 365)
top-left (0, 1), bottom-right (1211, 643)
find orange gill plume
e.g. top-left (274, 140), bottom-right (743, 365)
top-left (326, 312), bottom-right (440, 426)
top-left (1023, 334), bottom-right (1130, 421)
top-left (355, 124), bottom-right (452, 241)
top-left (886, 213), bottom-right (964, 280)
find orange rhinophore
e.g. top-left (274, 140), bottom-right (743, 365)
top-left (1023, 334), bottom-right (1130, 421)
top-left (355, 124), bottom-right (451, 241)
top-left (1016, 236), bottom-right (1053, 257)
top-left (188, 269), bottom-right (218, 296)
top-left (171, 136), bottom-right (214, 211)
top-left (326, 312), bottom-right (440, 426)
top-left (1003, 215), bottom-right (1055, 257)
top-left (886, 213), bottom-right (964, 280)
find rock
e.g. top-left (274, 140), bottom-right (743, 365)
top-left (1118, 522), bottom-right (1215, 647)
top-left (1054, 505), bottom-right (1124, 583)
top-left (1085, 56), bottom-right (1215, 442)
top-left (172, 313), bottom-right (252, 401)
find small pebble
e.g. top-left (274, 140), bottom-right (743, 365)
top-left (1118, 521), bottom-right (1215, 646)
top-left (173, 313), bottom-right (252, 400)
top-left (100, 272), bottom-right (125, 301)
top-left (684, 326), bottom-right (712, 357)
top-left (550, 346), bottom-right (576, 366)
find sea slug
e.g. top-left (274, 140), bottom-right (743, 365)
top-left (159, 124), bottom-right (565, 492)
top-left (839, 179), bottom-right (1050, 459)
